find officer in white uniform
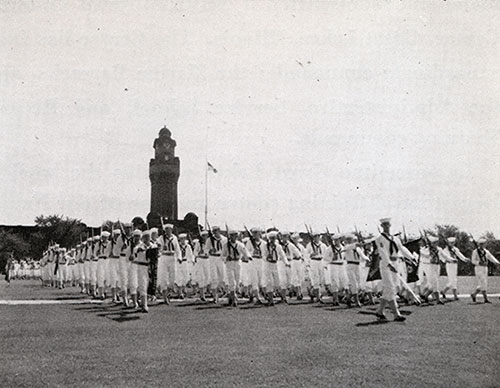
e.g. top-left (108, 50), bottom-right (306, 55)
top-left (470, 238), bottom-right (500, 303)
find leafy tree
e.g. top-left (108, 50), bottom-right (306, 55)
top-left (0, 231), bottom-right (30, 273)
top-left (31, 214), bottom-right (88, 258)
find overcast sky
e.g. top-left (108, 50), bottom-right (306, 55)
top-left (1, 1), bottom-right (499, 237)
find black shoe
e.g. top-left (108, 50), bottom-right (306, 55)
top-left (437, 300), bottom-right (445, 305)
top-left (394, 315), bottom-right (406, 322)
top-left (471, 294), bottom-right (476, 303)
top-left (375, 313), bottom-right (388, 322)
top-left (485, 299), bottom-right (492, 304)
top-left (297, 294), bottom-right (303, 301)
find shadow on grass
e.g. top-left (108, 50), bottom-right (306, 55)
top-left (175, 301), bottom-right (209, 307)
top-left (194, 304), bottom-right (227, 310)
top-left (358, 310), bottom-right (412, 316)
top-left (355, 320), bottom-right (392, 327)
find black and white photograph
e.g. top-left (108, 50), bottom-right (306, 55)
top-left (1, 1), bottom-right (499, 387)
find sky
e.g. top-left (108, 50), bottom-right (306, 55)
top-left (1, 1), bottom-right (499, 237)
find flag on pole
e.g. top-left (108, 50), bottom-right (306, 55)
top-left (207, 161), bottom-right (218, 174)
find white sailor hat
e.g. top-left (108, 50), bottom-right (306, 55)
top-left (87, 238), bottom-right (92, 242)
top-left (379, 218), bottom-right (391, 224)
top-left (478, 238), bottom-right (487, 244)
top-left (268, 231), bottom-right (278, 238)
top-left (150, 227), bottom-right (159, 234)
top-left (344, 233), bottom-right (356, 240)
top-left (212, 225), bottom-right (221, 231)
top-left (242, 237), bottom-right (250, 243)
top-left (132, 229), bottom-right (142, 237)
top-left (291, 232), bottom-right (300, 240)
top-left (447, 237), bottom-right (456, 243)
top-left (54, 243), bottom-right (60, 248)
top-left (428, 236), bottom-right (439, 243)
top-left (93, 236), bottom-right (100, 241)
top-left (142, 230), bottom-right (151, 237)
top-left (178, 233), bottom-right (187, 239)
top-left (123, 223), bottom-right (132, 228)
top-left (112, 229), bottom-right (121, 235)
top-left (281, 231), bottom-right (291, 236)
top-left (332, 234), bottom-right (343, 241)
top-left (61, 248), bottom-right (67, 252)
top-left (164, 224), bottom-right (174, 230)
top-left (250, 227), bottom-right (261, 233)
top-left (101, 231), bottom-right (111, 238)
top-left (70, 248), bottom-right (76, 252)
top-left (76, 244), bottom-right (81, 248)
top-left (200, 230), bottom-right (209, 236)
top-left (228, 229), bottom-right (238, 235)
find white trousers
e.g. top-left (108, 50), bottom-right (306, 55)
top-left (426, 263), bottom-right (440, 292)
top-left (290, 260), bottom-right (304, 287)
top-left (118, 257), bottom-right (130, 289)
top-left (196, 258), bottom-right (211, 288)
top-left (158, 255), bottom-right (176, 289)
top-left (97, 259), bottom-right (108, 288)
top-left (380, 263), bottom-right (399, 302)
top-left (309, 260), bottom-right (323, 288)
top-left (329, 263), bottom-right (348, 292)
top-left (474, 265), bottom-right (488, 291)
top-left (108, 259), bottom-right (119, 288)
top-left (266, 262), bottom-right (281, 290)
top-left (346, 263), bottom-right (360, 293)
top-left (130, 263), bottom-right (149, 296)
top-left (226, 260), bottom-right (241, 292)
top-left (247, 259), bottom-right (265, 289)
top-left (210, 256), bottom-right (227, 287)
top-left (89, 261), bottom-right (98, 286)
top-left (445, 262), bottom-right (458, 290)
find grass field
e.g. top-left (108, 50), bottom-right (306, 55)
top-left (1, 279), bottom-right (499, 388)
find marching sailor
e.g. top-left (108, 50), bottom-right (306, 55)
top-left (245, 227), bottom-right (267, 304)
top-left (374, 218), bottom-right (416, 321)
top-left (193, 230), bottom-right (211, 301)
top-left (222, 229), bottom-right (251, 307)
top-left (420, 236), bottom-right (450, 305)
top-left (130, 230), bottom-right (153, 313)
top-left (206, 226), bottom-right (228, 304)
top-left (109, 229), bottom-right (125, 303)
top-left (177, 233), bottom-right (193, 298)
top-left (96, 231), bottom-right (111, 300)
top-left (325, 234), bottom-right (349, 306)
top-left (265, 231), bottom-right (290, 305)
top-left (470, 238), bottom-right (500, 303)
top-left (305, 232), bottom-right (327, 303)
top-left (125, 229), bottom-right (142, 307)
top-left (441, 237), bottom-right (469, 300)
top-left (157, 224), bottom-right (180, 304)
top-left (282, 232), bottom-right (304, 301)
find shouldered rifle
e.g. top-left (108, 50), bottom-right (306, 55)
top-left (244, 225), bottom-right (258, 250)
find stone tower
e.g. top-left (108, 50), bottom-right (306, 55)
top-left (146, 126), bottom-right (180, 227)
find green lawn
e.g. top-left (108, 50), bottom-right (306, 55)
top-left (0, 280), bottom-right (499, 388)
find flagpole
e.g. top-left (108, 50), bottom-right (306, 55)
top-left (205, 158), bottom-right (208, 229)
